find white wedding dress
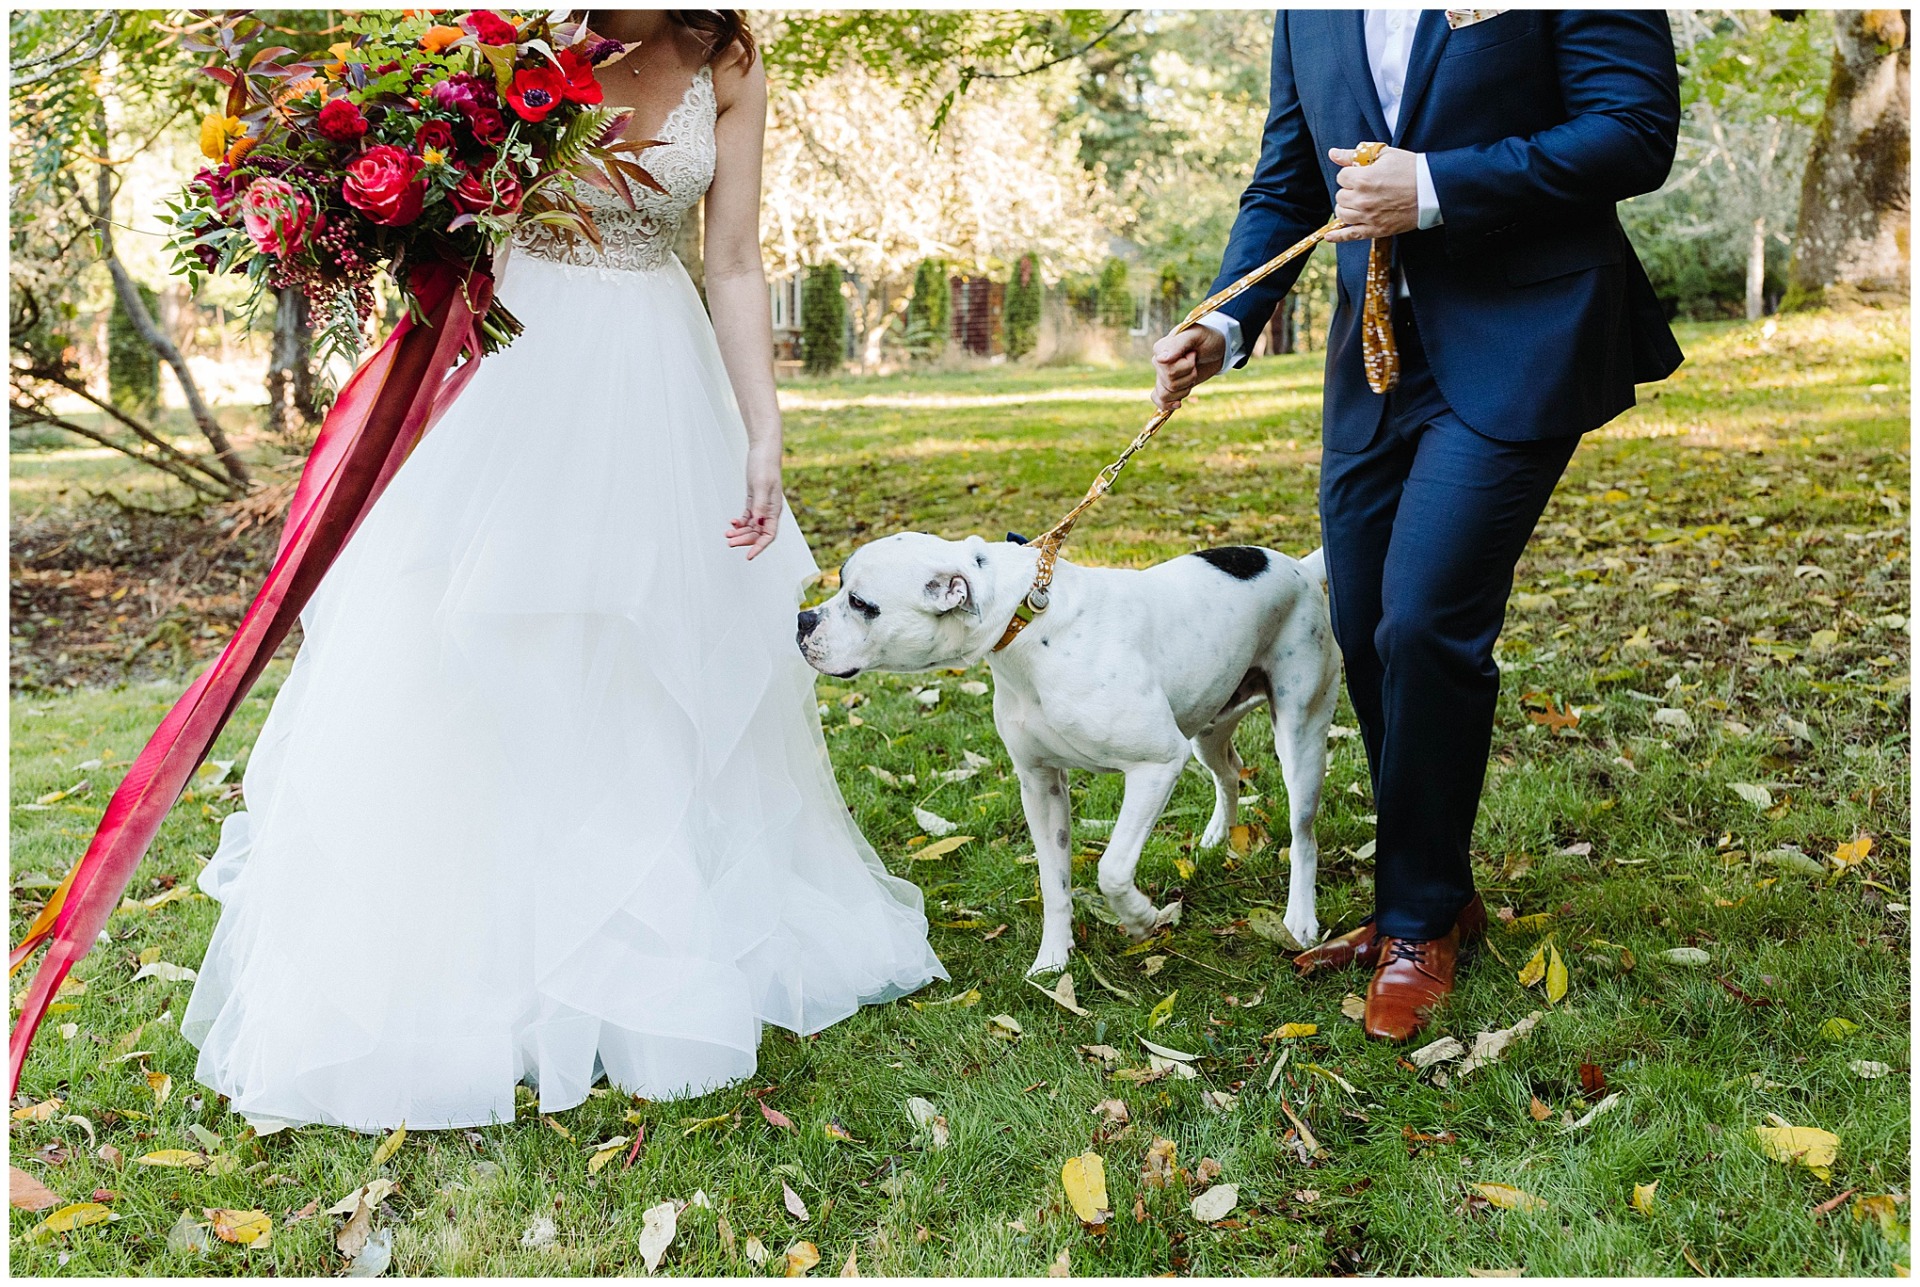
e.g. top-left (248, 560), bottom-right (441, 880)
top-left (183, 67), bottom-right (945, 1132)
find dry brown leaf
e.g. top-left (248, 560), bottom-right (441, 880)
top-left (783, 1181), bottom-right (811, 1222)
top-left (10, 1166), bottom-right (63, 1212)
top-left (1142, 1137), bottom-right (1177, 1190)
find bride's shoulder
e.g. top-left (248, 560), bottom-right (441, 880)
top-left (708, 46), bottom-right (765, 114)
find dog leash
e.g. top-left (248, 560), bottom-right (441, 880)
top-left (992, 141), bottom-right (1399, 653)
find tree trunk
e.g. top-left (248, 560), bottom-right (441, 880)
top-left (1785, 10), bottom-right (1910, 309)
top-left (89, 154), bottom-right (251, 487)
top-left (266, 288), bottom-right (316, 439)
top-left (1747, 215), bottom-right (1768, 320)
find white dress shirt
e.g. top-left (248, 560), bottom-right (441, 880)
top-left (1201, 10), bottom-right (1444, 367)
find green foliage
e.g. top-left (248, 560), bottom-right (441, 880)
top-left (904, 258), bottom-right (951, 358)
top-left (1622, 11), bottom-right (1834, 318)
top-left (802, 263), bottom-right (848, 375)
top-left (107, 283), bottom-right (162, 418)
top-left (1096, 256), bottom-right (1133, 328)
top-left (1003, 252), bottom-right (1043, 359)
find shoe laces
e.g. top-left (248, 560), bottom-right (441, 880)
top-left (1386, 936), bottom-right (1429, 965)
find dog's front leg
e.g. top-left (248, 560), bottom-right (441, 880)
top-left (1015, 762), bottom-right (1074, 976)
top-left (1097, 759), bottom-right (1187, 940)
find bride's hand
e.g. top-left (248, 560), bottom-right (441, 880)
top-left (726, 443), bottom-right (783, 560)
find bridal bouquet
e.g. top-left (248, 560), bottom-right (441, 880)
top-left (166, 9), bottom-right (661, 353)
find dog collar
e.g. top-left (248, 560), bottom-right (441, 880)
top-left (991, 584), bottom-right (1051, 652)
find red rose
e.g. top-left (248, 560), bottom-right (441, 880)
top-left (450, 165), bottom-right (523, 215)
top-left (556, 48), bottom-right (602, 105)
top-left (315, 97), bottom-right (368, 143)
top-left (414, 119), bottom-right (455, 153)
top-left (505, 66), bottom-right (566, 122)
top-left (341, 144), bottom-right (426, 226)
top-left (467, 105), bottom-right (507, 144)
top-left (464, 10), bottom-right (519, 46)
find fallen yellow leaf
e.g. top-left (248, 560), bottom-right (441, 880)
top-left (1754, 1120), bottom-right (1839, 1181)
top-left (914, 835), bottom-right (973, 862)
top-left (1632, 1182), bottom-right (1658, 1215)
top-left (785, 1240), bottom-right (820, 1276)
top-left (1472, 1183), bottom-right (1547, 1212)
top-left (29, 1201), bottom-right (114, 1241)
top-left (1141, 1137), bottom-right (1177, 1190)
top-left (1265, 1022), bottom-right (1318, 1041)
top-left (1517, 944), bottom-right (1547, 988)
top-left (137, 1150), bottom-right (208, 1169)
top-left (147, 1071), bottom-right (172, 1108)
top-left (12, 1097), bottom-right (63, 1122)
top-left (1833, 835), bottom-right (1874, 870)
top-left (370, 1124), bottom-right (406, 1167)
top-left (1148, 992), bottom-right (1176, 1029)
top-left (1061, 1151), bottom-right (1111, 1225)
top-left (1545, 943), bottom-right (1569, 1005)
top-left (206, 1207), bottom-right (271, 1247)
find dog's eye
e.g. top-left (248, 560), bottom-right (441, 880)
top-left (847, 593), bottom-right (880, 620)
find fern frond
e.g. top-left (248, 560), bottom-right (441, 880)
top-left (548, 106), bottom-right (614, 171)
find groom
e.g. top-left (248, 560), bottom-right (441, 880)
top-left (1153, 11), bottom-right (1682, 1040)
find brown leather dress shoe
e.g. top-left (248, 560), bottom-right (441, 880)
top-left (1363, 926), bottom-right (1461, 1042)
top-left (1294, 894), bottom-right (1488, 976)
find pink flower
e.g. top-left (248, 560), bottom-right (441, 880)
top-left (341, 145), bottom-right (426, 226)
top-left (315, 97), bottom-right (368, 143)
top-left (450, 165), bottom-right (523, 215)
top-left (239, 176), bottom-right (317, 256)
top-left (430, 71), bottom-right (493, 115)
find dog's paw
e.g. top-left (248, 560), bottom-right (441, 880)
top-left (1199, 815), bottom-right (1231, 849)
top-left (1285, 910), bottom-right (1321, 949)
top-left (1025, 946), bottom-right (1072, 978)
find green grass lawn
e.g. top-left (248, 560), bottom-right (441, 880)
top-left (9, 308), bottom-right (1910, 1275)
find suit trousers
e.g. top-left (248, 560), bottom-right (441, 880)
top-left (1318, 303), bottom-right (1579, 940)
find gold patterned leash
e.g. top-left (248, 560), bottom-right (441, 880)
top-left (992, 141), bottom-right (1400, 652)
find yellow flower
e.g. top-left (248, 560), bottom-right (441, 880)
top-left (324, 40), bottom-right (354, 79)
top-left (422, 147), bottom-right (445, 166)
top-left (420, 25), bottom-right (465, 54)
top-left (199, 113), bottom-right (243, 160)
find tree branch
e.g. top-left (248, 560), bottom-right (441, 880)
top-left (10, 399), bottom-right (231, 500)
top-left (13, 361), bottom-right (242, 493)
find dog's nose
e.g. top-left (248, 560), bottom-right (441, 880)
top-left (796, 608), bottom-right (819, 645)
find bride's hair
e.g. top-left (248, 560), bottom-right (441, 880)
top-left (584, 11), bottom-right (757, 69)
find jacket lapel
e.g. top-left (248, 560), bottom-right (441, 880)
top-left (1334, 10), bottom-right (1392, 144)
top-left (1391, 10), bottom-right (1451, 147)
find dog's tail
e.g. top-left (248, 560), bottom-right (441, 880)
top-left (1296, 547), bottom-right (1326, 585)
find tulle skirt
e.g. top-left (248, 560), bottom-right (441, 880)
top-left (181, 251), bottom-right (946, 1132)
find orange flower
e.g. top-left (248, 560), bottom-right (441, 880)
top-left (420, 24), bottom-right (464, 53)
top-left (224, 134), bottom-right (258, 166)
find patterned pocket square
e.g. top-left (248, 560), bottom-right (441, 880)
top-left (1445, 8), bottom-right (1508, 30)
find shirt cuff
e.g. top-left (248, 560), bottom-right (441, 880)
top-left (1196, 311), bottom-right (1247, 369)
top-left (1415, 153), bottom-right (1443, 230)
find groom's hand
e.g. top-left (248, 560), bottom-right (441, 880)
top-left (1151, 325), bottom-right (1226, 412)
top-left (1325, 145), bottom-right (1420, 242)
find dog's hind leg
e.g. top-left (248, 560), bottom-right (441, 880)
top-left (1015, 763), bottom-right (1075, 976)
top-left (1097, 757), bottom-right (1188, 939)
top-left (1193, 689), bottom-right (1261, 849)
top-left (1269, 668), bottom-right (1335, 949)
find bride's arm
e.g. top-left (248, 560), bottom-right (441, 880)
top-left (706, 53), bottom-right (783, 560)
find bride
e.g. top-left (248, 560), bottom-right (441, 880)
top-left (182, 10), bottom-right (945, 1132)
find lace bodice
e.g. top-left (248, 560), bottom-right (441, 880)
top-left (515, 65), bottom-right (715, 273)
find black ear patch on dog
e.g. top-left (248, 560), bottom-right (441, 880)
top-left (1193, 546), bottom-right (1269, 580)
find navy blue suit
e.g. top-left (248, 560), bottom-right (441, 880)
top-left (1211, 11), bottom-right (1682, 939)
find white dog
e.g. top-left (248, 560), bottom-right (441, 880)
top-left (797, 533), bottom-right (1340, 977)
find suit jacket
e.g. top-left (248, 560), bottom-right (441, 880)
top-left (1212, 10), bottom-right (1685, 450)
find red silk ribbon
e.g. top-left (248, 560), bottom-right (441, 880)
top-left (9, 263), bottom-right (494, 1096)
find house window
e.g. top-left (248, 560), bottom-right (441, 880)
top-left (1129, 289), bottom-right (1151, 337)
top-left (769, 276), bottom-right (800, 331)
